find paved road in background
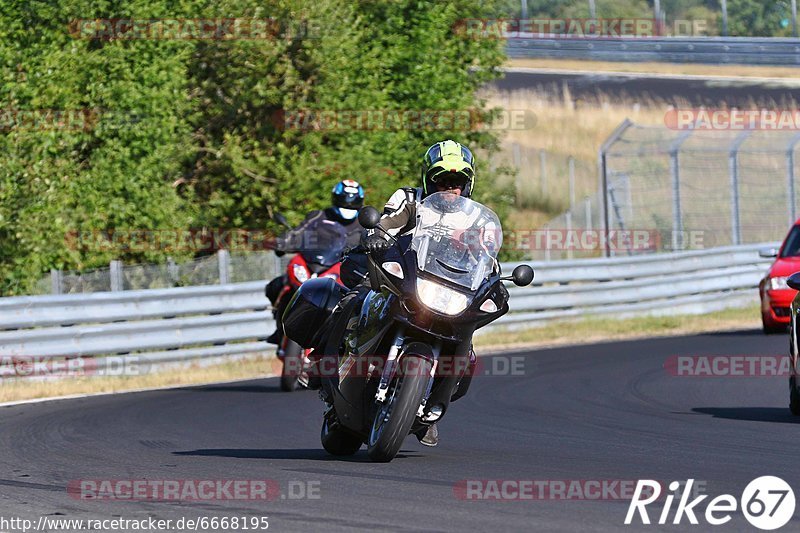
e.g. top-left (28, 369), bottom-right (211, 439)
top-left (495, 68), bottom-right (800, 107)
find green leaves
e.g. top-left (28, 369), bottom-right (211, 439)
top-left (0, 0), bottom-right (506, 294)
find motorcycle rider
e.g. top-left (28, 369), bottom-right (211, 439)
top-left (265, 179), bottom-right (365, 345)
top-left (314, 140), bottom-right (479, 448)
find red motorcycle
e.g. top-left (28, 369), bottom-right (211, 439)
top-left (267, 216), bottom-right (348, 391)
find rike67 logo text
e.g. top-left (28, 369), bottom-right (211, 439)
top-left (625, 477), bottom-right (795, 530)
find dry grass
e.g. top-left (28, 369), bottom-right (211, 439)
top-left (475, 305), bottom-right (762, 351)
top-left (506, 58), bottom-right (800, 80)
top-left (0, 354), bottom-right (282, 404)
top-left (485, 89), bottom-right (670, 214)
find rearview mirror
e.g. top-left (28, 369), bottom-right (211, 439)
top-left (358, 206), bottom-right (382, 229)
top-left (511, 265), bottom-right (534, 286)
top-left (759, 247), bottom-right (779, 258)
top-left (788, 272), bottom-right (800, 291)
top-left (273, 212), bottom-right (291, 229)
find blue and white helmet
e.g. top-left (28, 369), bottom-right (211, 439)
top-left (331, 179), bottom-right (365, 220)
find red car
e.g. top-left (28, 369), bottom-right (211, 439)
top-left (759, 221), bottom-right (800, 333)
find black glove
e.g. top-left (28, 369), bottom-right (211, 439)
top-left (364, 233), bottom-right (391, 254)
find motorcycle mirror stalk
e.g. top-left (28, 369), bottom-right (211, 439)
top-left (359, 206), bottom-right (399, 247)
top-left (502, 265), bottom-right (535, 287)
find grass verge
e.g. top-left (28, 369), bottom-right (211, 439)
top-left (0, 355), bottom-right (282, 404)
top-left (505, 58), bottom-right (800, 80)
top-left (474, 305), bottom-right (764, 352)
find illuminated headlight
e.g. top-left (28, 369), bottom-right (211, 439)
top-left (770, 276), bottom-right (789, 290)
top-left (382, 261), bottom-right (404, 279)
top-left (416, 278), bottom-right (469, 316)
top-left (479, 299), bottom-right (498, 313)
top-left (292, 264), bottom-right (310, 283)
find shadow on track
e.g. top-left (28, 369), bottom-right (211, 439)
top-left (697, 329), bottom-right (770, 338)
top-left (173, 448), bottom-right (422, 462)
top-left (692, 407), bottom-right (799, 424)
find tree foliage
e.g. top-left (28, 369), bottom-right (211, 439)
top-left (0, 0), bottom-right (508, 294)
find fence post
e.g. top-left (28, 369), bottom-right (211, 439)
top-left (110, 260), bottom-right (123, 291)
top-left (512, 143), bottom-right (522, 207)
top-left (539, 150), bottom-right (547, 196)
top-left (568, 156), bottom-right (575, 210)
top-left (598, 119), bottom-right (633, 258)
top-left (584, 197), bottom-right (592, 231)
top-left (788, 133), bottom-right (800, 227)
top-left (50, 269), bottom-right (62, 295)
top-left (668, 131), bottom-right (692, 251)
top-left (167, 257), bottom-right (179, 285)
top-left (218, 249), bottom-right (230, 284)
top-left (565, 211), bottom-right (573, 259)
top-left (729, 131), bottom-right (750, 246)
top-left (721, 0), bottom-right (728, 36)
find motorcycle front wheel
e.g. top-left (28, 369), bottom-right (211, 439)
top-left (367, 354), bottom-right (431, 462)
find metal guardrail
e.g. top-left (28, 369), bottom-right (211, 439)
top-left (0, 243), bottom-right (777, 368)
top-left (506, 37), bottom-right (800, 65)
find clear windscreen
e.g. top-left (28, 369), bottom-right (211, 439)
top-left (410, 192), bottom-right (502, 291)
top-left (283, 218), bottom-right (348, 265)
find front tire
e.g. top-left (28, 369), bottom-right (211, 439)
top-left (280, 340), bottom-right (304, 392)
top-left (321, 413), bottom-right (362, 456)
top-left (367, 354), bottom-right (431, 463)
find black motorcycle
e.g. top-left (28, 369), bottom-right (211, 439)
top-left (282, 192), bottom-right (534, 462)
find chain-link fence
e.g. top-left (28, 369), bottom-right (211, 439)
top-left (599, 119), bottom-right (800, 256)
top-left (35, 251), bottom-right (285, 295)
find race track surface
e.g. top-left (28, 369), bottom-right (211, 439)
top-left (0, 330), bottom-right (797, 532)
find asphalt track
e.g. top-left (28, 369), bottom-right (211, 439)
top-left (495, 69), bottom-right (800, 107)
top-left (0, 330), bottom-right (798, 532)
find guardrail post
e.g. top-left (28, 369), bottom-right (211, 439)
top-left (50, 269), bottom-right (62, 295)
top-left (110, 260), bottom-right (123, 291)
top-left (218, 249), bottom-right (230, 284)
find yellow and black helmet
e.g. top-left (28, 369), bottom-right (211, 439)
top-left (421, 140), bottom-right (475, 198)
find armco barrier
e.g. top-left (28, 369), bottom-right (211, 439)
top-left (506, 37), bottom-right (800, 65)
top-left (0, 243), bottom-right (777, 367)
